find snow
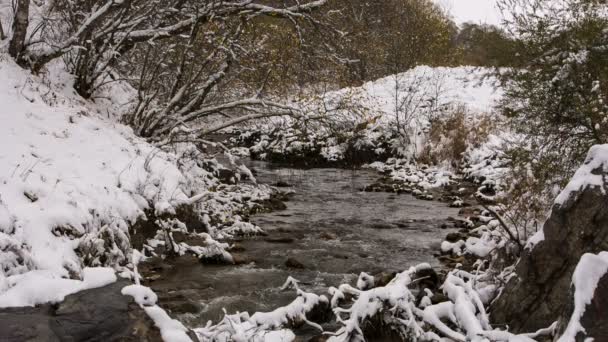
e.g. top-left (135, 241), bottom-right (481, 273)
top-left (195, 278), bottom-right (326, 341)
top-left (0, 53), bottom-right (274, 314)
top-left (555, 144), bottom-right (608, 205)
top-left (558, 252), bottom-right (608, 342)
top-left (0, 267), bottom-right (116, 307)
top-left (121, 284), bottom-right (158, 306)
top-left (352, 66), bottom-right (501, 117)
top-left (239, 66), bottom-right (502, 165)
top-left (145, 305), bottom-right (194, 342)
top-left (0, 55), bottom-right (193, 290)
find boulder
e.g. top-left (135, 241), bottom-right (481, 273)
top-left (555, 253), bottom-right (608, 341)
top-left (491, 145), bottom-right (608, 333)
top-left (0, 280), bottom-right (163, 341)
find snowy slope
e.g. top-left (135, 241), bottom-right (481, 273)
top-left (354, 65), bottom-right (501, 117)
top-left (319, 65), bottom-right (502, 124)
top-left (0, 55), bottom-right (200, 306)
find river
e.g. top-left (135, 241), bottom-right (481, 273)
top-left (147, 161), bottom-right (459, 336)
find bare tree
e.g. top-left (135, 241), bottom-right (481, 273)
top-left (0, 18), bottom-right (6, 40)
top-left (8, 0), bottom-right (29, 58)
top-left (390, 70), bottom-right (447, 159)
top-left (8, 0), bottom-right (328, 98)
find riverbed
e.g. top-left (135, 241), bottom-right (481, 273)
top-left (147, 161), bottom-right (459, 334)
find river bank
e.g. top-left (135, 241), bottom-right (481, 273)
top-left (136, 159), bottom-right (486, 340)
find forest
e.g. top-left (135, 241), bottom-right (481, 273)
top-left (0, 0), bottom-right (607, 341)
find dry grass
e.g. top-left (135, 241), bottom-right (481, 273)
top-left (418, 104), bottom-right (495, 168)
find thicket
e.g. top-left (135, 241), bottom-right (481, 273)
top-left (498, 0), bottom-right (608, 222)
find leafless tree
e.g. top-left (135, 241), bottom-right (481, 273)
top-left (8, 0), bottom-right (327, 97)
top-left (0, 18), bottom-right (6, 40)
top-left (390, 71), bottom-right (447, 159)
top-left (8, 0), bottom-right (29, 58)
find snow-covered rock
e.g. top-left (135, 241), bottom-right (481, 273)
top-left (492, 144), bottom-right (608, 333)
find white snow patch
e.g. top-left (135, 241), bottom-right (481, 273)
top-left (0, 267), bottom-right (116, 307)
top-left (558, 252), bottom-right (608, 342)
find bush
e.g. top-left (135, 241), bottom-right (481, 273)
top-left (419, 106), bottom-right (495, 169)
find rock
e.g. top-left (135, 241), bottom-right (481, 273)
top-left (413, 267), bottom-right (440, 292)
top-left (228, 243), bottom-right (246, 252)
top-left (555, 257), bottom-right (608, 341)
top-left (332, 253), bottom-right (349, 260)
top-left (373, 272), bottom-right (397, 287)
top-left (274, 181), bottom-right (292, 187)
top-left (491, 146), bottom-right (608, 333)
top-left (458, 207), bottom-right (480, 217)
top-left (165, 301), bottom-right (203, 315)
top-left (216, 168), bottom-right (237, 184)
top-left (265, 237), bottom-right (295, 244)
top-left (232, 254), bottom-right (254, 265)
top-left (285, 257), bottom-right (306, 269)
top-left (308, 335), bottom-right (330, 342)
top-left (430, 293), bottom-right (449, 305)
top-left (319, 232), bottom-right (337, 240)
top-left (0, 280), bottom-right (165, 342)
top-left (445, 232), bottom-right (466, 243)
top-left (369, 223), bottom-right (395, 230)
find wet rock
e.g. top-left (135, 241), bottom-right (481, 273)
top-left (199, 253), bottom-right (234, 265)
top-left (332, 253), bottom-right (349, 260)
top-left (445, 232), bottom-right (467, 243)
top-left (232, 254), bottom-right (255, 265)
top-left (216, 168), bottom-right (237, 184)
top-left (319, 232), bottom-right (337, 240)
top-left (305, 298), bottom-right (332, 324)
top-left (285, 257), bottom-right (306, 269)
top-left (369, 223), bottom-right (395, 230)
top-left (458, 207), bottom-right (480, 217)
top-left (430, 293), bottom-right (449, 305)
top-left (0, 280), bottom-right (164, 342)
top-left (139, 257), bottom-right (174, 275)
top-left (265, 237), bottom-right (295, 244)
top-left (373, 272), bottom-right (397, 288)
top-left (491, 147), bottom-right (608, 333)
top-left (274, 181), bottom-right (292, 187)
top-left (163, 300), bottom-right (203, 315)
top-left (228, 243), bottom-right (246, 252)
top-left (413, 267), bottom-right (440, 292)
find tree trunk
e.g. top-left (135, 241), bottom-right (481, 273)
top-left (0, 18), bottom-right (6, 40)
top-left (8, 0), bottom-right (30, 63)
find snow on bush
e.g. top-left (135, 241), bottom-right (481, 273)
top-left (321, 262), bottom-right (554, 342)
top-left (0, 55), bottom-right (271, 306)
top-left (195, 277), bottom-right (328, 341)
top-left (236, 66), bottom-right (502, 165)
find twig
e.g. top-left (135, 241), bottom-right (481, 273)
top-left (482, 204), bottom-right (524, 251)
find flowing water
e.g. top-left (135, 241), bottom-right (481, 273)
top-left (147, 161), bottom-right (459, 334)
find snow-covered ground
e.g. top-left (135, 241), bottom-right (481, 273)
top-left (237, 66), bottom-right (503, 165)
top-left (1, 47), bottom-right (603, 341)
top-left (0, 54), bottom-right (273, 310)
